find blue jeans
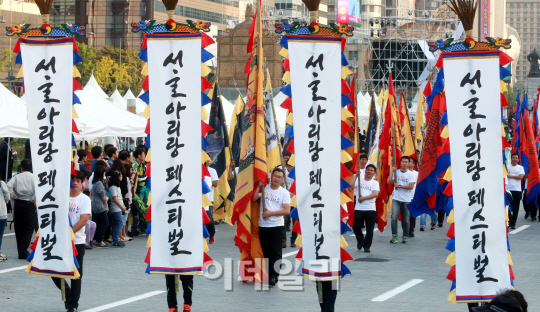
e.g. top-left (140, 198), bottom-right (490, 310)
top-left (0, 218), bottom-right (6, 252)
top-left (111, 212), bottom-right (123, 243)
top-left (420, 213), bottom-right (436, 227)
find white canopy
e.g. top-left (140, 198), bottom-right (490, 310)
top-left (109, 89), bottom-right (127, 110)
top-left (84, 74), bottom-right (109, 98)
top-left (0, 83), bottom-right (30, 138)
top-left (123, 88), bottom-right (147, 115)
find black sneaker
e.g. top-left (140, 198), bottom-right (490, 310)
top-left (437, 223), bottom-right (443, 228)
top-left (269, 278), bottom-right (277, 287)
top-left (409, 231), bottom-right (415, 238)
top-left (525, 212), bottom-right (530, 219)
top-left (357, 242), bottom-right (362, 251)
top-left (364, 249), bottom-right (370, 253)
top-left (111, 242), bottom-right (125, 248)
top-left (95, 241), bottom-right (110, 248)
top-left (67, 308), bottom-right (77, 312)
top-left (85, 243), bottom-right (92, 250)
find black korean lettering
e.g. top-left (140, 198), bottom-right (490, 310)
top-left (168, 228), bottom-right (192, 256)
top-left (308, 141), bottom-right (324, 161)
top-left (463, 123), bottom-right (486, 141)
top-left (314, 233), bottom-right (330, 260)
top-left (35, 57), bottom-right (56, 73)
top-left (166, 165), bottom-right (182, 182)
top-left (312, 187), bottom-right (322, 201)
top-left (305, 54), bottom-right (324, 71)
top-left (165, 77), bottom-right (187, 98)
top-left (37, 142), bottom-right (58, 163)
top-left (307, 80), bottom-right (327, 102)
top-left (309, 169), bottom-right (322, 186)
top-left (308, 105), bottom-right (327, 123)
top-left (472, 231), bottom-right (486, 253)
top-left (163, 51), bottom-right (183, 68)
top-left (466, 160), bottom-right (485, 181)
top-left (166, 137), bottom-right (184, 158)
top-left (460, 70), bottom-right (482, 88)
top-left (465, 143), bottom-right (481, 159)
top-left (474, 255), bottom-right (498, 283)
top-left (308, 124), bottom-right (321, 141)
top-left (462, 98), bottom-right (486, 120)
top-left (38, 170), bottom-right (57, 188)
top-left (37, 82), bottom-right (60, 103)
top-left (41, 188), bottom-right (56, 202)
top-left (167, 120), bottom-right (180, 137)
top-left (38, 126), bottom-right (55, 142)
top-left (166, 102), bottom-right (186, 120)
top-left (313, 211), bottom-right (322, 232)
top-left (41, 233), bottom-right (62, 261)
top-left (40, 211), bottom-right (56, 232)
top-left (168, 207), bottom-right (182, 227)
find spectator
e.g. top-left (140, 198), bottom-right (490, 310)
top-left (106, 147), bottom-right (118, 167)
top-left (204, 160), bottom-right (218, 244)
top-left (24, 139), bottom-right (31, 160)
top-left (7, 159), bottom-right (36, 259)
top-left (91, 166), bottom-right (110, 248)
top-left (109, 160), bottom-right (131, 242)
top-left (132, 148), bottom-right (147, 235)
top-left (90, 146), bottom-right (106, 173)
top-left (80, 141), bottom-right (92, 172)
top-left (0, 137), bottom-right (14, 182)
top-left (471, 290), bottom-right (527, 312)
top-left (108, 170), bottom-right (126, 248)
top-left (0, 177), bottom-right (10, 261)
top-left (77, 149), bottom-right (91, 180)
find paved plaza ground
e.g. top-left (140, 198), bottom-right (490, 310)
top-left (1, 211), bottom-right (539, 312)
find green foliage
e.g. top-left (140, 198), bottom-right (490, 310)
top-left (0, 48), bottom-right (17, 73)
top-left (75, 43), bottom-right (143, 96)
top-left (505, 87), bottom-right (516, 109)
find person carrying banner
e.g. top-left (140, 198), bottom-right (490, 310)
top-left (353, 164), bottom-right (380, 253)
top-left (253, 168), bottom-right (291, 286)
top-left (51, 170), bottom-right (90, 312)
top-left (164, 274), bottom-right (194, 312)
top-left (408, 158), bottom-right (419, 237)
top-left (7, 159), bottom-right (37, 259)
top-left (507, 153), bottom-right (525, 229)
top-left (204, 160), bottom-right (219, 244)
top-left (387, 156), bottom-right (416, 244)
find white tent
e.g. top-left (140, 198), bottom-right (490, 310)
top-left (123, 88), bottom-right (147, 115)
top-left (0, 84), bottom-right (30, 137)
top-left (109, 89), bottom-right (127, 110)
top-left (356, 93), bottom-right (370, 131)
top-left (84, 74), bottom-right (109, 98)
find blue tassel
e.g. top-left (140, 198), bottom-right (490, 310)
top-left (73, 255), bottom-right (80, 269)
top-left (285, 126), bottom-right (294, 139)
top-left (341, 53), bottom-right (349, 66)
top-left (73, 52), bottom-right (83, 64)
top-left (427, 69), bottom-right (444, 110)
top-left (340, 221), bottom-right (352, 234)
top-left (145, 134), bottom-right (150, 148)
top-left (145, 264), bottom-right (151, 274)
top-left (202, 136), bottom-right (210, 150)
top-left (340, 263), bottom-right (351, 278)
top-left (15, 53), bottom-right (22, 65)
top-left (145, 222), bottom-right (152, 235)
top-left (289, 207), bottom-right (299, 219)
top-left (201, 92), bottom-right (212, 106)
top-left (500, 66), bottom-right (511, 80)
top-left (138, 49), bottom-right (148, 62)
top-left (340, 179), bottom-right (352, 192)
top-left (507, 236), bottom-right (510, 252)
top-left (288, 167), bottom-right (295, 180)
top-left (280, 84), bottom-right (292, 98)
top-left (450, 280), bottom-right (456, 291)
top-left (139, 91), bottom-right (150, 104)
top-left (203, 224), bottom-right (210, 238)
top-left (510, 278), bottom-right (514, 287)
top-left (73, 93), bottom-right (81, 105)
top-left (341, 94), bottom-right (353, 107)
top-left (445, 238), bottom-right (455, 252)
top-left (70, 179), bottom-right (74, 189)
top-left (295, 262), bottom-right (303, 275)
top-left (279, 35), bottom-right (288, 49)
top-left (202, 180), bottom-right (211, 194)
top-left (440, 111), bottom-right (448, 125)
top-left (201, 48), bottom-right (214, 63)
top-left (341, 137), bottom-right (354, 150)
top-left (26, 249), bottom-right (35, 262)
top-left (146, 177), bottom-right (151, 191)
top-left (69, 215), bottom-right (73, 227)
top-left (71, 134), bottom-right (76, 148)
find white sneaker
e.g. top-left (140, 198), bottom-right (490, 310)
top-left (0, 254), bottom-right (7, 261)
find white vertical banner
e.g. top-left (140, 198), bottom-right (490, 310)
top-left (444, 52), bottom-right (511, 301)
top-left (288, 36), bottom-right (342, 279)
top-left (20, 39), bottom-right (75, 277)
top-left (147, 35), bottom-right (203, 273)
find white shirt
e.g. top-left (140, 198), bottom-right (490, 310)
top-left (393, 169), bottom-right (417, 202)
top-left (409, 170), bottom-right (418, 201)
top-left (258, 185), bottom-right (291, 228)
top-left (204, 167), bottom-right (219, 204)
top-left (506, 164), bottom-right (525, 192)
top-left (69, 193), bottom-right (92, 245)
top-left (355, 178), bottom-right (380, 211)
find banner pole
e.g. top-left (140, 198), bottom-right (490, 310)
top-left (403, 92), bottom-right (420, 162)
top-left (264, 58), bottom-right (288, 190)
top-left (352, 71), bottom-right (361, 198)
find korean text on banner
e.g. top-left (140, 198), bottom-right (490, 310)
top-left (147, 36), bottom-right (203, 273)
top-left (443, 53), bottom-right (510, 301)
top-left (289, 37), bottom-right (342, 279)
top-left (20, 40), bottom-right (75, 276)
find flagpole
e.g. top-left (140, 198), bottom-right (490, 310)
top-left (215, 82), bottom-right (237, 184)
top-left (390, 72), bottom-right (397, 181)
top-left (264, 58), bottom-right (289, 190)
top-left (403, 92), bottom-right (420, 162)
top-left (255, 0), bottom-right (266, 217)
top-left (352, 71), bottom-right (361, 198)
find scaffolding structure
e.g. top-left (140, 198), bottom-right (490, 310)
top-left (357, 5), bottom-right (461, 96)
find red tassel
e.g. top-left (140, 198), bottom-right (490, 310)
top-left (295, 247), bottom-right (302, 260)
top-left (341, 79), bottom-right (350, 95)
top-left (13, 38), bottom-right (21, 53)
top-left (201, 32), bottom-right (215, 48)
top-left (201, 77), bottom-right (212, 92)
top-left (72, 119), bottom-right (79, 134)
top-left (340, 248), bottom-right (353, 262)
top-left (280, 96), bottom-right (292, 112)
top-left (72, 37), bottom-right (79, 52)
top-left (73, 78), bottom-right (83, 92)
top-left (145, 119), bottom-right (150, 135)
top-left (202, 163), bottom-right (210, 179)
top-left (509, 264), bottom-right (515, 280)
top-left (142, 35), bottom-right (148, 49)
top-left (244, 55), bottom-right (251, 74)
top-left (292, 219), bottom-right (301, 234)
top-left (145, 161), bottom-right (151, 177)
top-left (286, 139), bottom-right (294, 154)
top-left (446, 265), bottom-right (456, 281)
top-left (283, 58), bottom-right (290, 71)
top-left (446, 222), bottom-right (455, 239)
top-left (340, 163), bottom-right (353, 179)
top-left (501, 93), bottom-right (509, 108)
top-left (71, 162), bottom-right (77, 175)
top-left (142, 75), bottom-right (149, 91)
top-left (341, 120), bottom-right (352, 136)
top-left (144, 248), bottom-right (151, 264)
top-left (203, 252), bottom-right (214, 266)
top-left (289, 180), bottom-right (296, 195)
top-left (346, 201), bottom-right (355, 227)
top-left (72, 241), bottom-right (78, 255)
top-left (30, 236), bottom-right (39, 250)
top-left (499, 51), bottom-right (513, 66)
top-left (202, 207), bottom-right (211, 225)
top-left (201, 121), bottom-right (213, 137)
top-left (443, 181), bottom-right (453, 197)
top-left (341, 205), bottom-right (349, 220)
top-left (145, 205), bottom-right (152, 221)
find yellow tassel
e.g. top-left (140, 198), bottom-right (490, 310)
top-left (290, 195), bottom-right (297, 207)
top-left (203, 238), bottom-right (209, 253)
top-left (141, 63), bottom-right (148, 76)
top-left (340, 192), bottom-right (351, 205)
top-left (447, 289), bottom-right (457, 304)
top-left (285, 112), bottom-right (294, 125)
top-left (440, 126), bottom-right (449, 139)
top-left (445, 251), bottom-right (456, 266)
top-left (203, 195), bottom-right (212, 207)
top-left (503, 165), bottom-right (508, 177)
top-left (143, 104), bottom-right (150, 119)
top-left (443, 167), bottom-right (452, 181)
top-left (447, 209), bottom-right (454, 224)
top-left (341, 66), bottom-right (352, 80)
top-left (146, 235), bottom-right (151, 248)
top-left (279, 47), bottom-right (288, 59)
top-left (73, 66), bottom-right (81, 78)
top-left (500, 80), bottom-right (507, 93)
top-left (340, 235), bottom-right (348, 248)
top-left (201, 106), bottom-right (208, 120)
top-left (145, 149), bottom-right (151, 162)
top-left (73, 267), bottom-right (80, 279)
top-left (282, 71), bottom-right (291, 84)
top-left (36, 229), bottom-right (40, 237)
top-left (202, 150), bottom-right (211, 163)
top-left (72, 107), bottom-right (79, 119)
top-left (201, 63), bottom-right (212, 77)
top-left (341, 107), bottom-right (354, 120)
top-left (501, 124), bottom-right (506, 137)
top-left (16, 66), bottom-right (24, 78)
top-left (295, 234), bottom-right (302, 247)
top-left (508, 251), bottom-right (513, 266)
top-left (341, 150), bottom-right (352, 163)
top-left (70, 229), bottom-right (76, 241)
top-left (147, 192), bottom-right (151, 205)
top-left (289, 154), bottom-right (295, 166)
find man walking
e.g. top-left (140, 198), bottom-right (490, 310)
top-left (253, 168), bottom-right (291, 286)
top-left (507, 153), bottom-right (525, 229)
top-left (353, 164), bottom-right (379, 253)
top-left (408, 158), bottom-right (419, 237)
top-left (204, 160), bottom-right (219, 244)
top-left (7, 159), bottom-right (36, 259)
top-left (51, 171), bottom-right (91, 312)
top-left (387, 156), bottom-right (416, 244)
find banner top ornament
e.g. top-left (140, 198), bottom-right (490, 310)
top-left (6, 23), bottom-right (85, 37)
top-left (131, 19), bottom-right (211, 34)
top-left (428, 36), bottom-right (512, 53)
top-left (275, 21), bottom-right (354, 37)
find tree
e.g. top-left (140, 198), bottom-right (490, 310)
top-left (505, 87), bottom-right (516, 109)
top-left (0, 48), bottom-right (17, 73)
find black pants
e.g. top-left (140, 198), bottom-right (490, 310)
top-left (352, 210), bottom-right (377, 250)
top-left (52, 244), bottom-right (85, 310)
top-left (165, 274), bottom-right (193, 308)
top-left (290, 218), bottom-right (298, 243)
top-left (259, 226), bottom-right (284, 281)
top-left (316, 280), bottom-right (338, 312)
top-left (92, 211), bottom-right (109, 243)
top-left (13, 199), bottom-right (38, 258)
top-left (509, 191), bottom-right (522, 227)
top-left (525, 198), bottom-right (537, 219)
top-left (409, 214), bottom-right (416, 232)
top-left (206, 206), bottom-right (215, 238)
top-left (438, 210), bottom-right (445, 224)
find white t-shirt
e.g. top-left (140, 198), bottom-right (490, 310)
top-left (258, 185), bottom-right (291, 228)
top-left (355, 178), bottom-right (380, 211)
top-left (393, 169), bottom-right (417, 202)
top-left (409, 170), bottom-right (418, 201)
top-left (204, 167), bottom-right (219, 204)
top-left (69, 193), bottom-right (92, 245)
top-left (506, 164), bottom-right (525, 192)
